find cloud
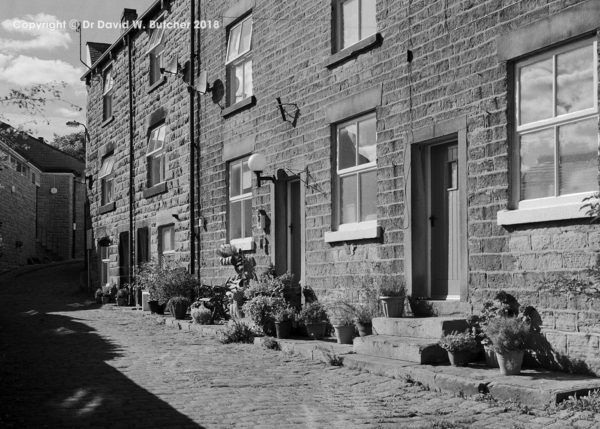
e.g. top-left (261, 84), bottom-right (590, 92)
top-left (0, 53), bottom-right (83, 86)
top-left (0, 13), bottom-right (71, 52)
top-left (56, 107), bottom-right (82, 119)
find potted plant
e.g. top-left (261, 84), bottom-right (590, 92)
top-left (94, 288), bottom-right (103, 304)
top-left (190, 302), bottom-right (213, 324)
top-left (167, 296), bottom-right (190, 320)
top-left (299, 301), bottom-right (328, 340)
top-left (483, 316), bottom-right (530, 375)
top-left (116, 288), bottom-right (128, 306)
top-left (242, 295), bottom-right (286, 336)
top-left (379, 283), bottom-right (406, 318)
top-left (273, 306), bottom-right (295, 339)
top-left (326, 300), bottom-right (355, 344)
top-left (438, 331), bottom-right (478, 366)
top-left (352, 301), bottom-right (381, 336)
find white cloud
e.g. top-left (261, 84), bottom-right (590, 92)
top-left (0, 53), bottom-right (83, 86)
top-left (0, 13), bottom-right (71, 52)
top-left (56, 107), bottom-right (82, 119)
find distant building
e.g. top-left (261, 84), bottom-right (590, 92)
top-left (0, 123), bottom-right (86, 272)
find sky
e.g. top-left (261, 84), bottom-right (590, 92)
top-left (0, 0), bottom-right (155, 141)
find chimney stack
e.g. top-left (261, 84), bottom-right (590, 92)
top-left (121, 8), bottom-right (138, 32)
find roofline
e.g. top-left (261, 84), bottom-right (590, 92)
top-left (81, 0), bottom-right (165, 81)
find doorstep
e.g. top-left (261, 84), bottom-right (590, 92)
top-left (258, 337), bottom-right (600, 408)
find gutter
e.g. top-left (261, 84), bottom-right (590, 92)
top-left (189, 0), bottom-right (196, 274)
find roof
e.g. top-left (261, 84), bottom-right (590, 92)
top-left (87, 42), bottom-right (111, 66)
top-left (0, 122), bottom-right (84, 175)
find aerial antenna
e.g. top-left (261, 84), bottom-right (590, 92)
top-left (75, 21), bottom-right (92, 71)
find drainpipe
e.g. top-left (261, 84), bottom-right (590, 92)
top-left (72, 174), bottom-right (76, 259)
top-left (127, 33), bottom-right (135, 285)
top-left (189, 0), bottom-right (196, 274)
top-left (196, 0), bottom-right (202, 282)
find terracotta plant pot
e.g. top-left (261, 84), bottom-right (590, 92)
top-left (148, 300), bottom-right (165, 315)
top-left (483, 345), bottom-right (499, 368)
top-left (275, 321), bottom-right (292, 339)
top-left (356, 322), bottom-right (372, 337)
top-left (333, 324), bottom-right (354, 344)
top-left (380, 296), bottom-right (405, 317)
top-left (447, 350), bottom-right (472, 366)
top-left (169, 302), bottom-right (189, 320)
top-left (305, 322), bottom-right (327, 340)
top-left (496, 350), bottom-right (524, 375)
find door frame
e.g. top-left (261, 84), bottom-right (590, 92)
top-left (404, 117), bottom-right (468, 301)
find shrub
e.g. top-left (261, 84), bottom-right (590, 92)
top-left (299, 301), bottom-right (327, 324)
top-left (116, 288), bottom-right (128, 298)
top-left (242, 295), bottom-right (286, 335)
top-left (325, 300), bottom-right (355, 326)
top-left (262, 337), bottom-right (280, 350)
top-left (483, 317), bottom-right (530, 354)
top-left (438, 331), bottom-right (478, 353)
top-left (136, 261), bottom-right (196, 305)
top-left (244, 267), bottom-right (295, 300)
top-left (218, 320), bottom-right (255, 344)
top-left (273, 305), bottom-right (296, 323)
top-left (351, 301), bottom-right (381, 325)
top-left (378, 283), bottom-right (406, 297)
top-left (191, 306), bottom-right (212, 324)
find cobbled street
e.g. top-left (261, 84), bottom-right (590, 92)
top-left (0, 263), bottom-right (598, 428)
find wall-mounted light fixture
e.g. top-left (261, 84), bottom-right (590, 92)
top-left (248, 153), bottom-right (276, 188)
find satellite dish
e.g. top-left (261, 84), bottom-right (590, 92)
top-left (160, 56), bottom-right (179, 75)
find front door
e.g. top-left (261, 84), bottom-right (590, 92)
top-left (429, 143), bottom-right (460, 299)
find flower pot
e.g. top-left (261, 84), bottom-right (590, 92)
top-left (333, 324), bottom-right (354, 344)
top-left (101, 295), bottom-right (111, 305)
top-left (379, 296), bottom-right (405, 318)
top-left (305, 322), bottom-right (327, 340)
top-left (447, 350), bottom-right (472, 366)
top-left (275, 321), bottom-right (292, 339)
top-left (483, 345), bottom-right (499, 368)
top-left (356, 322), bottom-right (372, 337)
top-left (148, 300), bottom-right (165, 315)
top-left (117, 297), bottom-right (128, 306)
top-left (169, 302), bottom-right (188, 320)
top-left (496, 350), bottom-right (524, 376)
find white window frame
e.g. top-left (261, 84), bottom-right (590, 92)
top-left (147, 15), bottom-right (166, 86)
top-left (225, 15), bottom-right (253, 105)
top-left (99, 154), bottom-right (115, 205)
top-left (102, 66), bottom-right (114, 121)
top-left (228, 156), bottom-right (253, 242)
top-left (512, 38), bottom-right (599, 211)
top-left (147, 123), bottom-right (167, 187)
top-left (335, 0), bottom-right (377, 51)
top-left (335, 113), bottom-right (377, 231)
top-left (100, 245), bottom-right (110, 286)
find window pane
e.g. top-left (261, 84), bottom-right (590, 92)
top-left (520, 128), bottom-right (555, 200)
top-left (342, 0), bottom-right (359, 49)
top-left (358, 117), bottom-right (376, 164)
top-left (227, 23), bottom-right (242, 62)
top-left (242, 160), bottom-right (252, 193)
top-left (230, 161), bottom-right (241, 196)
top-left (557, 44), bottom-right (594, 116)
top-left (360, 0), bottom-right (377, 39)
top-left (360, 170), bottom-right (377, 221)
top-left (234, 63), bottom-right (244, 103)
top-left (340, 174), bottom-right (357, 224)
top-left (230, 200), bottom-right (242, 239)
top-left (338, 123), bottom-right (357, 170)
top-left (150, 156), bottom-right (162, 186)
top-left (244, 59), bottom-right (253, 99)
top-left (243, 197), bottom-right (252, 238)
top-left (558, 118), bottom-right (598, 195)
top-left (239, 17), bottom-right (252, 54)
top-left (161, 226), bottom-right (174, 252)
top-left (159, 153), bottom-right (166, 183)
top-left (519, 58), bottom-right (553, 124)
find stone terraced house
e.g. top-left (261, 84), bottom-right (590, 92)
top-left (84, 0), bottom-right (600, 373)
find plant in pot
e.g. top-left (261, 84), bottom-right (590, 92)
top-left (116, 288), bottom-right (129, 306)
top-left (273, 306), bottom-right (295, 339)
top-left (351, 301), bottom-right (381, 336)
top-left (483, 316), bottom-right (530, 375)
top-left (101, 285), bottom-right (112, 304)
top-left (190, 301), bottom-right (213, 324)
top-left (167, 296), bottom-right (190, 320)
top-left (94, 288), bottom-right (103, 304)
top-left (378, 282), bottom-right (406, 318)
top-left (438, 331), bottom-right (478, 366)
top-left (242, 295), bottom-right (286, 336)
top-left (299, 301), bottom-right (328, 340)
top-left (325, 300), bottom-right (355, 344)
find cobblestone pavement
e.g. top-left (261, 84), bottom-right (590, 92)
top-left (1, 264), bottom-right (599, 428)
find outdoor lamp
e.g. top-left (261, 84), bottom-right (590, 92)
top-left (248, 153), bottom-right (275, 187)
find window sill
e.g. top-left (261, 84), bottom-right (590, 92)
top-left (143, 182), bottom-right (168, 199)
top-left (221, 96), bottom-right (256, 118)
top-left (148, 76), bottom-right (166, 93)
top-left (230, 237), bottom-right (255, 251)
top-left (497, 203), bottom-right (591, 226)
top-left (324, 33), bottom-right (383, 69)
top-left (101, 116), bottom-right (114, 127)
top-left (324, 223), bottom-right (382, 243)
top-left (99, 201), bottom-right (116, 215)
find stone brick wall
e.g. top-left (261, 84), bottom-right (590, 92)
top-left (0, 157), bottom-right (37, 271)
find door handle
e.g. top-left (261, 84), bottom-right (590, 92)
top-left (429, 215), bottom-right (436, 227)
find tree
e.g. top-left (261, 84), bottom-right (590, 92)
top-left (51, 131), bottom-right (85, 162)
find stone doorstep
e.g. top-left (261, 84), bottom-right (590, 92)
top-left (353, 335), bottom-right (448, 364)
top-left (263, 337), bottom-right (600, 408)
top-left (372, 317), bottom-right (470, 338)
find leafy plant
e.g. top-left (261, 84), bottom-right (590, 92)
top-left (299, 301), bottom-right (328, 324)
top-left (438, 331), bottom-right (478, 353)
top-left (273, 305), bottom-right (296, 323)
top-left (192, 284), bottom-right (229, 322)
top-left (218, 320), bottom-right (256, 344)
top-left (244, 266), bottom-right (295, 300)
top-left (378, 282), bottom-right (406, 297)
top-left (136, 261), bottom-right (196, 305)
top-left (324, 299), bottom-right (354, 326)
top-left (190, 306), bottom-right (212, 324)
top-left (262, 337), bottom-right (280, 350)
top-left (116, 288), bottom-right (128, 298)
top-left (483, 316), bottom-right (530, 354)
top-left (242, 295), bottom-right (286, 335)
top-left (351, 301), bottom-right (382, 325)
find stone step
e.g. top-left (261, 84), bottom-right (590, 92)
top-left (372, 317), bottom-right (469, 338)
top-left (411, 300), bottom-right (472, 317)
top-left (353, 335), bottom-right (448, 364)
